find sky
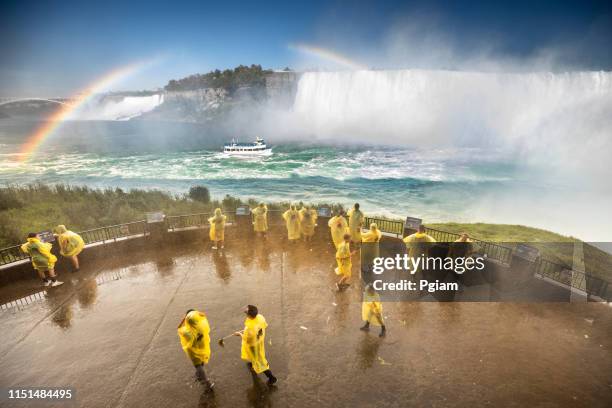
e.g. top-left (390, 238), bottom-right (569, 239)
top-left (0, 0), bottom-right (610, 97)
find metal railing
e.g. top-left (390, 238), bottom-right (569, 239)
top-left (1, 212), bottom-right (609, 301)
top-left (79, 221), bottom-right (147, 245)
top-left (0, 220), bottom-right (148, 267)
top-left (535, 257), bottom-right (610, 299)
top-left (0, 245), bottom-right (30, 267)
top-left (424, 227), bottom-right (513, 264)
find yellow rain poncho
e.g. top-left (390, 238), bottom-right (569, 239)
top-left (282, 206), bottom-right (301, 240)
top-left (362, 291), bottom-right (384, 326)
top-left (55, 225), bottom-right (85, 257)
top-left (177, 311), bottom-right (211, 366)
top-left (21, 238), bottom-right (57, 271)
top-left (403, 232), bottom-right (436, 258)
top-left (361, 224), bottom-right (382, 243)
top-left (347, 208), bottom-right (365, 242)
top-left (335, 240), bottom-right (352, 277)
top-left (299, 207), bottom-right (317, 237)
top-left (328, 215), bottom-right (348, 249)
top-left (361, 224), bottom-right (382, 264)
top-left (251, 205), bottom-right (268, 233)
top-left (241, 314), bottom-right (270, 374)
top-left (208, 209), bottom-right (226, 242)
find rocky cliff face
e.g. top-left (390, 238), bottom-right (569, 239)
top-left (140, 71), bottom-right (300, 123)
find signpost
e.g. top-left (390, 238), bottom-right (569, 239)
top-left (403, 216), bottom-right (422, 237)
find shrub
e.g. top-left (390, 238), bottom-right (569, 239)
top-left (188, 186), bottom-right (211, 203)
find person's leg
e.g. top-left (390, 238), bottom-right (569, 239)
top-left (263, 369), bottom-right (277, 385)
top-left (71, 255), bottom-right (80, 271)
top-left (37, 269), bottom-right (50, 285)
top-left (376, 315), bottom-right (386, 337)
top-left (195, 364), bottom-right (214, 389)
top-left (47, 269), bottom-right (63, 286)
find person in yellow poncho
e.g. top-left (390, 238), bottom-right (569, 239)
top-left (335, 233), bottom-right (356, 290)
top-left (55, 225), bottom-right (85, 271)
top-left (403, 225), bottom-right (436, 272)
top-left (347, 203), bottom-right (365, 245)
top-left (361, 223), bottom-right (383, 276)
top-left (360, 284), bottom-right (386, 337)
top-left (251, 203), bottom-right (268, 237)
top-left (21, 233), bottom-right (63, 287)
top-left (298, 205), bottom-right (317, 241)
top-left (177, 309), bottom-right (214, 390)
top-left (208, 208), bottom-right (226, 250)
top-left (234, 305), bottom-right (277, 386)
top-left (327, 210), bottom-right (348, 249)
top-left (282, 205), bottom-right (301, 243)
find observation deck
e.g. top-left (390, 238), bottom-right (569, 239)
top-left (0, 212), bottom-right (611, 407)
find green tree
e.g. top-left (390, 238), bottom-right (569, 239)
top-left (188, 186), bottom-right (211, 203)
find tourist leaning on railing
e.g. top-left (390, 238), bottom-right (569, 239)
top-left (20, 232), bottom-right (63, 287)
top-left (55, 224), bottom-right (85, 272)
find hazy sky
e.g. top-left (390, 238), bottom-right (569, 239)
top-left (1, 0), bottom-right (610, 96)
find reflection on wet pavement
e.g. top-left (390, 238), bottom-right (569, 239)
top-left (0, 232), bottom-right (611, 407)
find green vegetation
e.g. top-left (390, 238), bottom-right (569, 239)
top-left (188, 186), bottom-right (211, 203)
top-left (164, 64), bottom-right (272, 93)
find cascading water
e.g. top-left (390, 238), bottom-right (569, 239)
top-left (75, 94), bottom-right (164, 120)
top-left (292, 70), bottom-right (612, 157)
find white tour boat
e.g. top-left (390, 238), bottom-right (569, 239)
top-left (223, 137), bottom-right (272, 156)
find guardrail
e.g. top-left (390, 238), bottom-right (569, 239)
top-left (0, 245), bottom-right (30, 266)
top-left (535, 257), bottom-right (610, 300)
top-left (0, 221), bottom-right (148, 267)
top-left (1, 212), bottom-right (609, 301)
top-left (423, 227), bottom-right (513, 264)
top-left (79, 221), bottom-right (148, 245)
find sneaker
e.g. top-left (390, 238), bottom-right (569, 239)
top-left (43, 280), bottom-right (52, 287)
top-left (360, 324), bottom-right (370, 332)
top-left (50, 281), bottom-right (64, 287)
top-left (212, 246), bottom-right (218, 250)
top-left (267, 376), bottom-right (278, 386)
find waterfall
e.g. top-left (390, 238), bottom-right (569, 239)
top-left (292, 70), bottom-right (612, 150)
top-left (75, 94), bottom-right (164, 120)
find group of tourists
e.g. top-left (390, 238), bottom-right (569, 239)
top-left (20, 225), bottom-right (85, 287)
top-left (19, 203), bottom-right (459, 393)
top-left (177, 304), bottom-right (277, 392)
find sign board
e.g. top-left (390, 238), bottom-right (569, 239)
top-left (317, 206), bottom-right (332, 218)
top-left (514, 244), bottom-right (540, 262)
top-left (38, 230), bottom-right (55, 243)
top-left (404, 217), bottom-right (422, 230)
top-left (146, 211), bottom-right (165, 224)
top-left (235, 205), bottom-right (251, 216)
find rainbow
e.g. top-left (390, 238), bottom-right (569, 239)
top-left (18, 61), bottom-right (153, 162)
top-left (289, 43), bottom-right (368, 70)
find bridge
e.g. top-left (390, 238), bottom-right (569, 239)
top-left (0, 97), bottom-right (78, 107)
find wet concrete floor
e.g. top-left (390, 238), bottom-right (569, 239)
top-left (0, 231), bottom-right (611, 407)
